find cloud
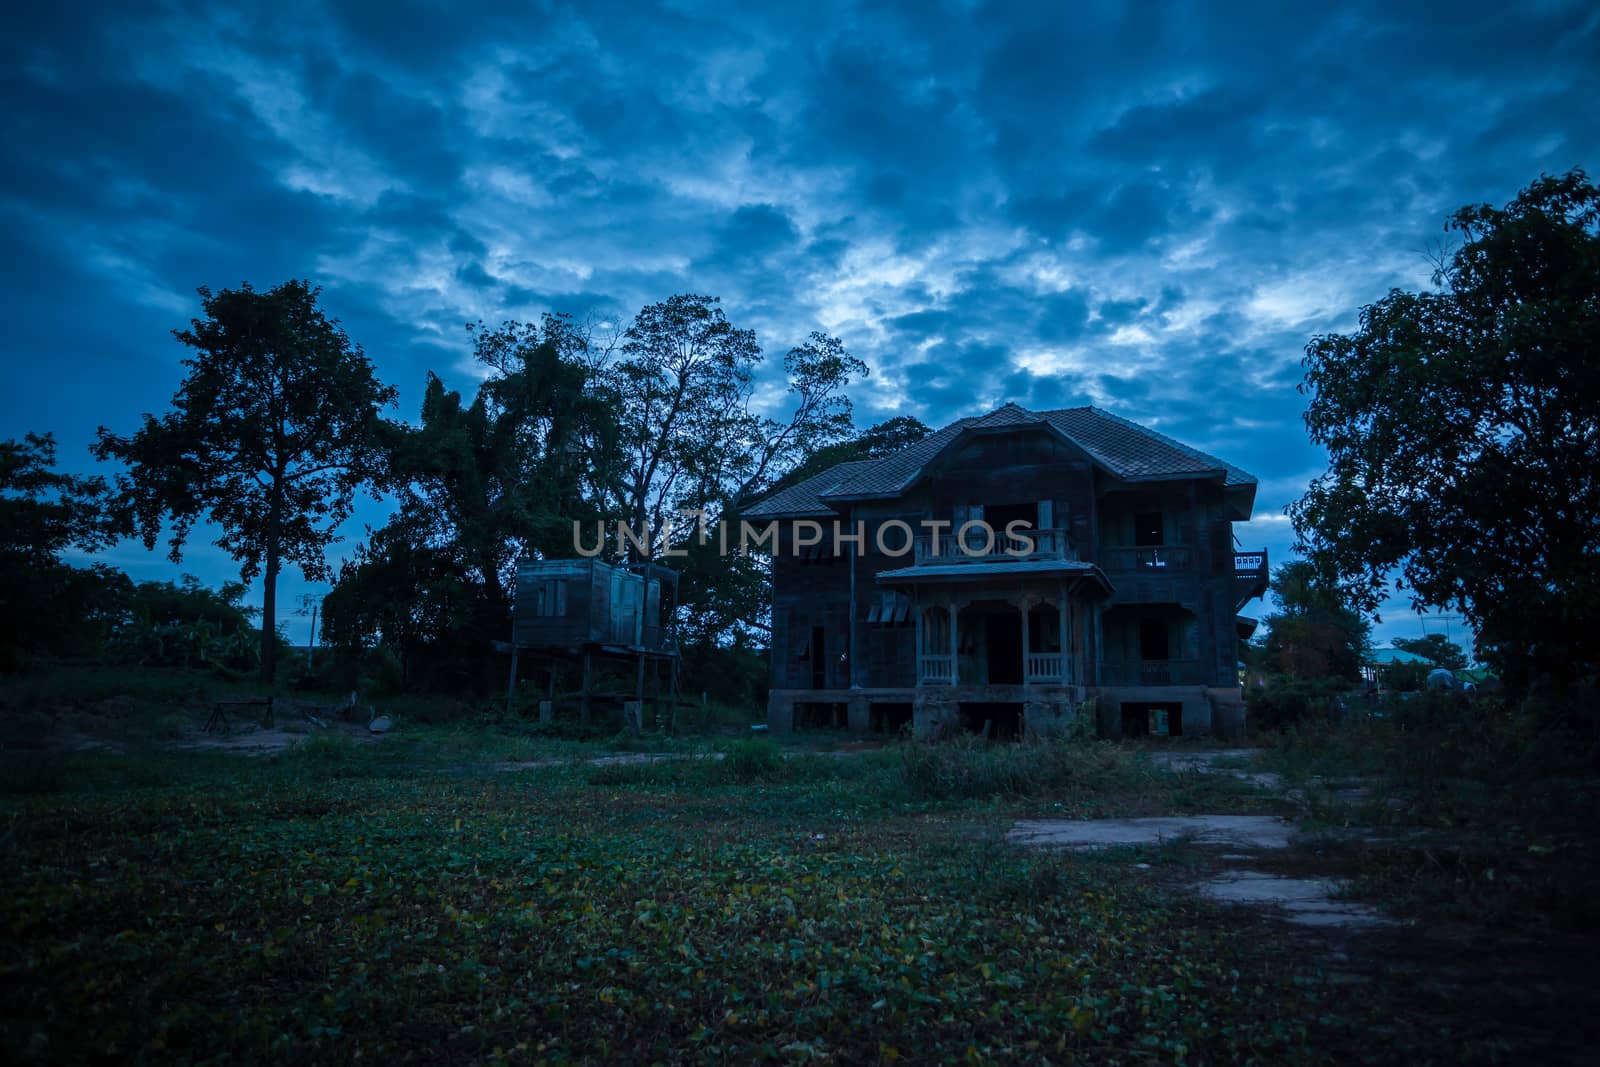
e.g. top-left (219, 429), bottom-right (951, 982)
top-left (4, 0), bottom-right (1597, 621)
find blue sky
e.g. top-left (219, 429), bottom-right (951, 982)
top-left (6, 1), bottom-right (1595, 653)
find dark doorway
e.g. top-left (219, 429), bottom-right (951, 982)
top-left (1138, 618), bottom-right (1169, 661)
top-left (871, 702), bottom-right (913, 734)
top-left (961, 702), bottom-right (1023, 741)
top-left (1121, 701), bottom-right (1182, 738)
top-left (810, 626), bottom-right (826, 689)
top-left (1134, 511), bottom-right (1163, 546)
top-left (985, 612), bottom-right (1023, 683)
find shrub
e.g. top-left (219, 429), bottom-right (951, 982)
top-left (894, 735), bottom-right (1143, 801)
top-left (1246, 676), bottom-right (1346, 732)
top-left (724, 738), bottom-right (784, 782)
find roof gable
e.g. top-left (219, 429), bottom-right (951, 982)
top-left (745, 402), bottom-right (1259, 518)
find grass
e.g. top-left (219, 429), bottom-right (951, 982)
top-left (2, 666), bottom-right (1593, 1061)
top-left (0, 742), bottom-right (1419, 1065)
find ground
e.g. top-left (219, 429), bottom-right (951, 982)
top-left (1, 684), bottom-right (1597, 1062)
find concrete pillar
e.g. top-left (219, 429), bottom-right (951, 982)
top-left (847, 694), bottom-right (870, 732)
top-left (766, 691), bottom-right (796, 733)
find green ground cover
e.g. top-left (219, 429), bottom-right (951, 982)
top-left (0, 737), bottom-right (1396, 1064)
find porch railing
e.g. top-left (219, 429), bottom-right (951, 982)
top-left (1101, 659), bottom-right (1204, 686)
top-left (918, 655), bottom-right (954, 684)
top-left (913, 527), bottom-right (1073, 565)
top-left (1100, 545), bottom-right (1192, 571)
top-left (1026, 653), bottom-right (1065, 681)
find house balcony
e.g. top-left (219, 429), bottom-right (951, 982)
top-left (1101, 659), bottom-right (1206, 687)
top-left (916, 652), bottom-right (1067, 685)
top-left (913, 527), bottom-right (1074, 565)
top-left (1100, 545), bottom-right (1192, 571)
top-left (1233, 547), bottom-right (1269, 607)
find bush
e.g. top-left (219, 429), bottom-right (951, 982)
top-left (1246, 676), bottom-right (1346, 732)
top-left (894, 735), bottom-right (1144, 801)
top-left (724, 738), bottom-right (783, 782)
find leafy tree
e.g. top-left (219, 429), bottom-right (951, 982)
top-left (1255, 561), bottom-right (1371, 683)
top-left (601, 293), bottom-right (763, 541)
top-left (1291, 171), bottom-right (1600, 698)
top-left (1, 432), bottom-right (115, 566)
top-left (92, 280), bottom-right (398, 683)
top-left (110, 575), bottom-right (268, 672)
top-left (325, 317), bottom-right (615, 689)
top-left (1392, 634), bottom-right (1468, 670)
top-left (322, 516), bottom-right (482, 688)
top-left (0, 433), bottom-right (120, 669)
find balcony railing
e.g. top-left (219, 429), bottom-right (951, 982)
top-left (1026, 653), bottom-right (1064, 681)
top-left (919, 655), bottom-right (954, 684)
top-left (1101, 659), bottom-right (1204, 686)
top-left (1100, 545), bottom-right (1192, 571)
top-left (1234, 549), bottom-right (1268, 575)
top-left (913, 527), bottom-right (1073, 565)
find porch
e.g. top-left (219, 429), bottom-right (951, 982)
top-left (913, 593), bottom-right (1089, 687)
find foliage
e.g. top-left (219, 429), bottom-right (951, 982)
top-left (0, 434), bottom-right (120, 670)
top-left (599, 295), bottom-right (866, 644)
top-left (1291, 170), bottom-right (1600, 700)
top-left (1377, 661), bottom-right (1431, 693)
top-left (1245, 676), bottom-right (1347, 732)
top-left (723, 737), bottom-right (784, 782)
top-left (0, 748), bottom-right (1404, 1063)
top-left (1254, 561), bottom-right (1371, 684)
top-left (0, 432), bottom-right (114, 569)
top-left (1392, 633), bottom-right (1468, 670)
top-left (677, 635), bottom-right (768, 710)
top-left (92, 280), bottom-right (399, 683)
top-left (106, 575), bottom-right (275, 672)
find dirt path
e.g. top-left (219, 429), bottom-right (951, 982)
top-left (1009, 757), bottom-right (1600, 1062)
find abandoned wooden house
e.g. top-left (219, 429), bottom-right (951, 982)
top-left (509, 558), bottom-right (679, 721)
top-left (745, 403), bottom-right (1269, 739)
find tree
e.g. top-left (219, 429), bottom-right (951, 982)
top-left (1256, 561), bottom-right (1371, 683)
top-left (1291, 170), bottom-right (1600, 698)
top-left (93, 280), bottom-right (398, 683)
top-left (1391, 634), bottom-right (1468, 671)
top-left (325, 317), bottom-right (614, 689)
top-left (0, 433), bottom-right (119, 669)
top-left (0, 432), bottom-right (114, 569)
top-left (602, 293), bottom-right (763, 542)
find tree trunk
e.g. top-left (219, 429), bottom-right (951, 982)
top-left (261, 486), bottom-right (282, 686)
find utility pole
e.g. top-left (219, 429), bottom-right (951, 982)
top-left (297, 593), bottom-right (322, 668)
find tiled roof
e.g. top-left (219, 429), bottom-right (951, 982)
top-left (874, 559), bottom-right (1112, 593)
top-left (745, 403), bottom-right (1258, 517)
top-left (742, 459), bottom-right (878, 518)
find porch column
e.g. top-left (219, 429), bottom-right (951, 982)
top-left (913, 594), bottom-right (925, 684)
top-left (1057, 583), bottom-right (1069, 684)
top-left (949, 596), bottom-right (960, 686)
top-left (1020, 597), bottom-right (1031, 683)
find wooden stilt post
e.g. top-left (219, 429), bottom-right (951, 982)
top-left (580, 649), bottom-right (593, 724)
top-left (506, 646), bottom-right (519, 717)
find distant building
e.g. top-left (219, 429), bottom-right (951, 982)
top-left (1361, 646), bottom-right (1432, 687)
top-left (746, 403), bottom-right (1269, 739)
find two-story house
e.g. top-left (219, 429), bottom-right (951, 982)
top-left (745, 403), bottom-right (1269, 739)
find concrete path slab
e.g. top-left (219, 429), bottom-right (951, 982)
top-left (1198, 870), bottom-right (1396, 929)
top-left (1007, 814), bottom-right (1295, 851)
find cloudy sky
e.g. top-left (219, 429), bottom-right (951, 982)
top-left (7, 0), bottom-right (1596, 651)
